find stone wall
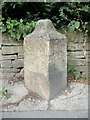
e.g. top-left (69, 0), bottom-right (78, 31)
top-left (1, 33), bottom-right (24, 80)
top-left (67, 31), bottom-right (90, 78)
top-left (0, 32), bottom-right (89, 80)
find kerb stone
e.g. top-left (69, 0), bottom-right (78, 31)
top-left (24, 19), bottom-right (67, 101)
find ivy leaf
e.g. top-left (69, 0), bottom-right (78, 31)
top-left (7, 24), bottom-right (11, 29)
top-left (74, 21), bottom-right (80, 29)
top-left (20, 19), bottom-right (23, 23)
top-left (23, 33), bottom-right (27, 38)
top-left (68, 20), bottom-right (80, 30)
top-left (31, 21), bottom-right (36, 28)
top-left (73, 71), bottom-right (80, 80)
top-left (2, 86), bottom-right (11, 99)
top-left (13, 4), bottom-right (16, 9)
top-left (16, 34), bottom-right (21, 40)
top-left (1, 26), bottom-right (6, 32)
top-left (81, 5), bottom-right (89, 12)
top-left (10, 31), bottom-right (16, 38)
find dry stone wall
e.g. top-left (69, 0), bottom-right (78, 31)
top-left (1, 34), bottom-right (24, 80)
top-left (67, 31), bottom-right (90, 78)
top-left (0, 31), bottom-right (89, 80)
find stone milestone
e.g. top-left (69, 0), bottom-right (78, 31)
top-left (24, 19), bottom-right (67, 101)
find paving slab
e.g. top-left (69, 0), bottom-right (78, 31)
top-left (1, 83), bottom-right (28, 107)
top-left (16, 99), bottom-right (48, 111)
top-left (49, 83), bottom-right (88, 110)
top-left (0, 80), bottom-right (88, 113)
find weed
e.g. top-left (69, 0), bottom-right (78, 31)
top-left (2, 86), bottom-right (11, 99)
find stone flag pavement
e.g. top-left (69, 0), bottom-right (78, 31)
top-left (0, 79), bottom-right (88, 116)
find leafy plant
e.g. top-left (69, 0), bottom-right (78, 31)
top-left (0, 2), bottom-right (90, 41)
top-left (68, 20), bottom-right (80, 31)
top-left (2, 86), bottom-right (11, 99)
top-left (0, 17), bottom-right (36, 40)
top-left (73, 71), bottom-right (81, 80)
top-left (67, 64), bottom-right (81, 80)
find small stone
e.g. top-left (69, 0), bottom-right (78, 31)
top-left (2, 55), bottom-right (17, 60)
top-left (2, 46), bottom-right (23, 55)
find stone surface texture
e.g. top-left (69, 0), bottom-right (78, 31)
top-left (24, 19), bottom-right (67, 100)
top-left (0, 28), bottom-right (89, 81)
top-left (1, 33), bottom-right (24, 80)
top-left (1, 80), bottom-right (88, 112)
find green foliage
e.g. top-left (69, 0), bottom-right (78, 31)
top-left (0, 2), bottom-right (90, 40)
top-left (2, 86), bottom-right (11, 99)
top-left (0, 17), bottom-right (36, 40)
top-left (73, 71), bottom-right (81, 80)
top-left (67, 64), bottom-right (81, 80)
top-left (68, 20), bottom-right (80, 31)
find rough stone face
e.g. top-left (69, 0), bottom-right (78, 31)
top-left (1, 60), bottom-right (12, 68)
top-left (2, 33), bottom-right (23, 46)
top-left (24, 19), bottom-right (67, 101)
top-left (2, 46), bottom-right (23, 55)
top-left (2, 73), bottom-right (15, 79)
top-left (12, 59), bottom-right (24, 68)
top-left (2, 55), bottom-right (17, 60)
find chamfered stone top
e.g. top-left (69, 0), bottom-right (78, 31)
top-left (25, 19), bottom-right (66, 40)
top-left (34, 19), bottom-right (55, 31)
top-left (24, 19), bottom-right (67, 100)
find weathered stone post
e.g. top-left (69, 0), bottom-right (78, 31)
top-left (24, 19), bottom-right (67, 101)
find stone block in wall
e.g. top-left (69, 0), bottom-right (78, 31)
top-left (0, 48), bottom-right (1, 52)
top-left (0, 68), bottom-right (14, 80)
top-left (2, 73), bottom-right (15, 80)
top-left (66, 31), bottom-right (84, 43)
top-left (88, 61), bottom-right (90, 66)
top-left (68, 42), bottom-right (89, 51)
top-left (68, 51), bottom-right (90, 57)
top-left (2, 46), bottom-right (24, 55)
top-left (2, 55), bottom-right (17, 60)
top-left (67, 50), bottom-right (89, 67)
top-left (12, 59), bottom-right (24, 68)
top-left (67, 51), bottom-right (85, 59)
top-left (66, 30), bottom-right (90, 43)
top-left (89, 51), bottom-right (90, 56)
top-left (2, 68), bottom-right (21, 73)
top-left (68, 59), bottom-right (87, 66)
top-left (1, 60), bottom-right (12, 68)
top-left (80, 71), bottom-right (89, 79)
top-left (2, 33), bottom-right (23, 46)
top-left (17, 54), bottom-right (24, 59)
top-left (0, 68), bottom-right (2, 79)
top-left (77, 65), bottom-right (88, 72)
top-left (0, 44), bottom-right (1, 49)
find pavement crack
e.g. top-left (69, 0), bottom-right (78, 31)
top-left (63, 84), bottom-right (87, 100)
top-left (47, 101), bottom-right (51, 110)
top-left (2, 91), bottom-right (37, 109)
